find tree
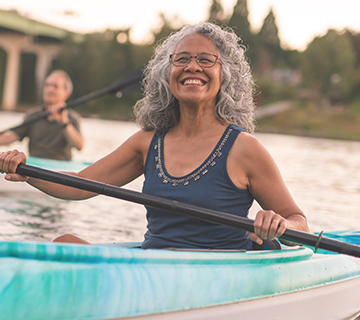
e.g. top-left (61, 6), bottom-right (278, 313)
top-left (152, 13), bottom-right (182, 44)
top-left (302, 29), bottom-right (358, 103)
top-left (253, 8), bottom-right (287, 75)
top-left (345, 30), bottom-right (360, 99)
top-left (227, 0), bottom-right (254, 57)
top-left (258, 9), bottom-right (281, 49)
top-left (53, 31), bottom-right (151, 117)
top-left (207, 0), bottom-right (225, 25)
top-left (346, 29), bottom-right (360, 67)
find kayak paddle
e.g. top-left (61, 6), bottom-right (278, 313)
top-left (14, 163), bottom-right (360, 258)
top-left (0, 68), bottom-right (143, 135)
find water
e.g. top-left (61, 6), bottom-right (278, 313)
top-left (1, 111), bottom-right (360, 243)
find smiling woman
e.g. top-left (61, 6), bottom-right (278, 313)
top-left (169, 33), bottom-right (222, 113)
top-left (135, 23), bottom-right (256, 133)
top-left (0, 22), bottom-right (309, 251)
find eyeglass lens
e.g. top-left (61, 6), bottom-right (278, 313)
top-left (171, 53), bottom-right (217, 67)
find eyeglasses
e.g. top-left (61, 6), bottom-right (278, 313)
top-left (169, 53), bottom-right (220, 68)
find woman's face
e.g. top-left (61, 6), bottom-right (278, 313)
top-left (169, 33), bottom-right (221, 108)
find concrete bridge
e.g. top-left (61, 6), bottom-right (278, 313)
top-left (0, 9), bottom-right (82, 110)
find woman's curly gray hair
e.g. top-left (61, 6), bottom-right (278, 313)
top-left (134, 22), bottom-right (255, 133)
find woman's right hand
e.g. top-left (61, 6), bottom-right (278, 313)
top-left (0, 150), bottom-right (28, 182)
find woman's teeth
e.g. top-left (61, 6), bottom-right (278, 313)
top-left (184, 79), bottom-right (204, 85)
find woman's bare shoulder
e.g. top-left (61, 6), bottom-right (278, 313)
top-left (128, 129), bottom-right (155, 146)
top-left (231, 131), bottom-right (278, 173)
top-left (115, 129), bottom-right (155, 158)
top-left (232, 131), bottom-right (267, 157)
top-left (126, 129), bottom-right (154, 138)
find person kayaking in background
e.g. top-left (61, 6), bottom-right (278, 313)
top-left (0, 22), bottom-right (309, 249)
top-left (0, 70), bottom-right (83, 161)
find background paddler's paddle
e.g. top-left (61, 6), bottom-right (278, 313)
top-left (15, 163), bottom-right (360, 258)
top-left (0, 68), bottom-right (143, 135)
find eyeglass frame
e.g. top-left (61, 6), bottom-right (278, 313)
top-left (169, 52), bottom-right (220, 68)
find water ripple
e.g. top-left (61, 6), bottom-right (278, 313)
top-left (1, 112), bottom-right (360, 242)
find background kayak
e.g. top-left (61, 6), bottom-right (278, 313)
top-left (27, 156), bottom-right (92, 171)
top-left (0, 156), bottom-right (92, 193)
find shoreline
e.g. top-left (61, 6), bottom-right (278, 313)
top-left (256, 101), bottom-right (360, 142)
top-left (2, 102), bottom-right (360, 142)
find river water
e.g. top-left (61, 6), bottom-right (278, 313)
top-left (1, 111), bottom-right (360, 243)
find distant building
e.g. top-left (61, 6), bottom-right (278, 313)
top-left (0, 9), bottom-right (83, 110)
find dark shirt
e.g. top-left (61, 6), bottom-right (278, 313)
top-left (142, 124), bottom-right (254, 250)
top-left (12, 106), bottom-right (82, 160)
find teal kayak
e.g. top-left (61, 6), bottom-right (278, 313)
top-left (27, 156), bottom-right (91, 171)
top-left (0, 156), bottom-right (91, 192)
top-left (1, 233), bottom-right (360, 320)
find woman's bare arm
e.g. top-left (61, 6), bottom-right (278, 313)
top-left (0, 130), bottom-right (154, 200)
top-left (228, 133), bottom-right (309, 244)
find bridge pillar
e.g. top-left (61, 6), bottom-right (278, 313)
top-left (0, 34), bottom-right (60, 110)
top-left (0, 34), bottom-right (31, 110)
top-left (25, 44), bottom-right (60, 101)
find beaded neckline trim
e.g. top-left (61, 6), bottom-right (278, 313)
top-left (155, 127), bottom-right (233, 186)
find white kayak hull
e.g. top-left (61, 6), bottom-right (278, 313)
top-left (118, 276), bottom-right (360, 320)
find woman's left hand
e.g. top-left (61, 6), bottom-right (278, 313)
top-left (249, 210), bottom-right (287, 245)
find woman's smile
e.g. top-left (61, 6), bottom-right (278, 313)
top-left (169, 33), bottom-right (221, 107)
top-left (181, 77), bottom-right (206, 86)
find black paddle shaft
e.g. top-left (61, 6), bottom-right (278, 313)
top-left (0, 68), bottom-right (143, 135)
top-left (15, 163), bottom-right (360, 258)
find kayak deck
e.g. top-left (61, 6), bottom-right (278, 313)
top-left (1, 240), bottom-right (360, 320)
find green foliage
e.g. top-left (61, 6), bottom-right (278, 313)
top-left (346, 30), bottom-right (360, 67)
top-left (152, 13), bottom-right (182, 44)
top-left (258, 10), bottom-right (281, 49)
top-left (257, 101), bottom-right (360, 141)
top-left (227, 0), bottom-right (256, 61)
top-left (302, 30), bottom-right (358, 102)
top-left (207, 0), bottom-right (226, 25)
top-left (253, 9), bottom-right (288, 71)
top-left (280, 49), bottom-right (302, 69)
top-left (228, 0), bottom-right (251, 32)
top-left (255, 77), bottom-right (298, 106)
top-left (47, 0), bottom-right (308, 117)
top-left (350, 98), bottom-right (360, 113)
top-left (6, 0), bottom-right (360, 121)
top-left (52, 32), bottom-right (153, 119)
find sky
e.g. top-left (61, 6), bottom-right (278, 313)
top-left (1, 0), bottom-right (360, 51)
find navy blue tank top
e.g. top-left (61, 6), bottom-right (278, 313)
top-left (142, 124), bottom-right (254, 250)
